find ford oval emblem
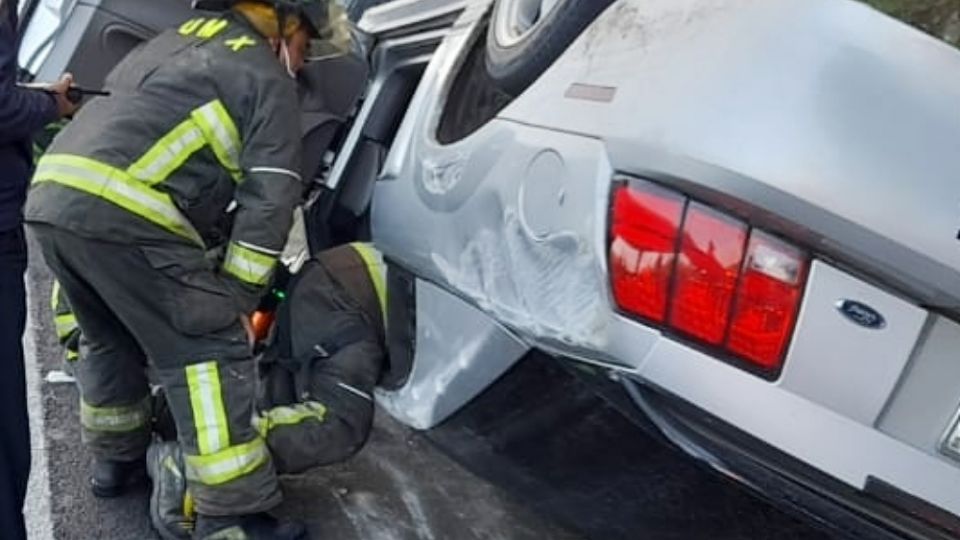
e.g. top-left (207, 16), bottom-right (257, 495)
top-left (836, 300), bottom-right (886, 330)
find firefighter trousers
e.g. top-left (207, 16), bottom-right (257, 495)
top-left (29, 224), bottom-right (280, 516)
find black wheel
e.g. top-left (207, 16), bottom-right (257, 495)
top-left (485, 0), bottom-right (616, 95)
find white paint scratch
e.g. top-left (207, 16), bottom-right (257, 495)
top-left (24, 280), bottom-right (54, 540)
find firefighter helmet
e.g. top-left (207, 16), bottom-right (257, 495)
top-left (196, 0), bottom-right (330, 38)
top-left (270, 0), bottom-right (329, 37)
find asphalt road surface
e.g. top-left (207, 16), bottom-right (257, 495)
top-left (23, 242), bottom-right (836, 540)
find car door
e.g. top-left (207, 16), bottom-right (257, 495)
top-left (18, 0), bottom-right (199, 87)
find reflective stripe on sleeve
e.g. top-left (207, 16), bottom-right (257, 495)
top-left (128, 99), bottom-right (241, 186)
top-left (337, 382), bottom-right (373, 402)
top-left (186, 362), bottom-right (231, 455)
top-left (54, 313), bottom-right (78, 340)
top-left (51, 280), bottom-right (61, 311)
top-left (80, 397), bottom-right (151, 433)
top-left (237, 240), bottom-right (281, 256)
top-left (192, 100), bottom-right (241, 182)
top-left (350, 243), bottom-right (387, 317)
top-left (184, 437), bottom-right (269, 486)
top-left (251, 401), bottom-right (326, 438)
top-left (249, 167), bottom-right (302, 182)
top-left (33, 154), bottom-right (203, 245)
top-left (223, 242), bottom-right (277, 286)
top-left (127, 118), bottom-right (206, 185)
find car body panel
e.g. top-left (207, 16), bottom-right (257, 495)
top-left (368, 0), bottom-right (960, 525)
top-left (357, 0), bottom-right (479, 36)
top-left (20, 0), bottom-right (196, 85)
top-left (635, 298), bottom-right (960, 518)
top-left (501, 0), bottom-right (960, 312)
top-left (878, 315), bottom-right (960, 466)
top-left (324, 27), bottom-right (447, 193)
top-left (375, 278), bottom-right (530, 429)
top-left (375, 115), bottom-right (638, 358)
top-left (779, 262), bottom-right (927, 426)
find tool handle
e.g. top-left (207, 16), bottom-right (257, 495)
top-left (18, 82), bottom-right (111, 104)
top-left (64, 88), bottom-right (82, 104)
top-left (64, 87), bottom-right (111, 104)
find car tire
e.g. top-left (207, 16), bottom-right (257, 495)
top-left (485, 0), bottom-right (615, 95)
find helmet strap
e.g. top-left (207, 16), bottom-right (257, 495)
top-left (274, 3), bottom-right (291, 54)
top-left (279, 39), bottom-right (296, 78)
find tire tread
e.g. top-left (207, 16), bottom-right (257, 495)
top-left (485, 0), bottom-right (616, 95)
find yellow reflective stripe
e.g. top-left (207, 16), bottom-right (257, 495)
top-left (55, 313), bottom-right (77, 339)
top-left (34, 155), bottom-right (203, 245)
top-left (351, 243), bottom-right (387, 317)
top-left (184, 437), bottom-right (268, 486)
top-left (186, 362), bottom-right (230, 455)
top-left (180, 18), bottom-right (229, 39)
top-left (51, 280), bottom-right (60, 311)
top-left (80, 397), bottom-right (150, 433)
top-left (208, 527), bottom-right (245, 540)
top-left (225, 35), bottom-right (257, 52)
top-left (179, 18), bottom-right (204, 36)
top-left (183, 491), bottom-right (196, 520)
top-left (127, 119), bottom-right (206, 185)
top-left (66, 349), bottom-right (79, 362)
top-left (223, 242), bottom-right (277, 286)
top-left (252, 401), bottom-right (326, 438)
top-left (196, 19), bottom-right (229, 39)
top-left (128, 99), bottom-right (240, 185)
top-left (192, 100), bottom-right (241, 182)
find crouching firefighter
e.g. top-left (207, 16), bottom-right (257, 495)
top-left (147, 243), bottom-right (388, 539)
top-left (25, 1), bottom-right (333, 538)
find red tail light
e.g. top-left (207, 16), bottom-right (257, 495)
top-left (669, 204), bottom-right (747, 345)
top-left (609, 179), bottom-right (809, 377)
top-left (727, 232), bottom-right (807, 369)
top-left (609, 182), bottom-right (685, 323)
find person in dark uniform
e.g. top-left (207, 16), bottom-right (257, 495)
top-left (147, 242), bottom-right (389, 539)
top-left (0, 1), bottom-right (76, 538)
top-left (25, 1), bottom-right (331, 538)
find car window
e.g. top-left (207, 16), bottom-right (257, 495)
top-left (18, 0), bottom-right (75, 75)
top-left (859, 1), bottom-right (960, 49)
top-left (340, 0), bottom-right (396, 21)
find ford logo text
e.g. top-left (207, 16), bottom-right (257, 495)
top-left (836, 300), bottom-right (886, 330)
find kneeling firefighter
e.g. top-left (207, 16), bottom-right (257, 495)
top-left (148, 242), bottom-right (388, 539)
top-left (26, 1), bottom-right (334, 538)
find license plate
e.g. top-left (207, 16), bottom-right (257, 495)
top-left (942, 411), bottom-right (960, 461)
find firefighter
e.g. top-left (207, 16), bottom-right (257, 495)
top-left (147, 242), bottom-right (388, 539)
top-left (254, 242), bottom-right (387, 474)
top-left (24, 1), bottom-right (331, 537)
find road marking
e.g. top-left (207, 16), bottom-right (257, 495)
top-left (23, 277), bottom-right (55, 540)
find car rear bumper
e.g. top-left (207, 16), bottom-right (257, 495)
top-left (621, 377), bottom-right (960, 540)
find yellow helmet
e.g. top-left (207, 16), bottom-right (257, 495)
top-left (231, 0), bottom-right (329, 39)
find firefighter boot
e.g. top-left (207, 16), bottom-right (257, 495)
top-left (147, 441), bottom-right (195, 540)
top-left (91, 458), bottom-right (147, 498)
top-left (193, 513), bottom-right (308, 540)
